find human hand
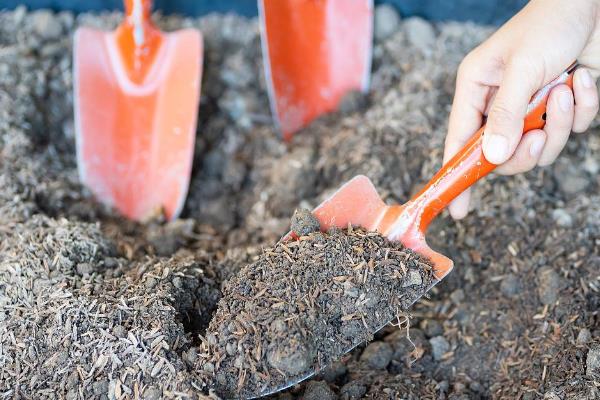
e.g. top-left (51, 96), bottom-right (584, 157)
top-left (444, 0), bottom-right (600, 219)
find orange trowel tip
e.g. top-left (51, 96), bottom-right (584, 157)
top-left (310, 175), bottom-right (453, 281)
top-left (259, 0), bottom-right (373, 141)
top-left (74, 0), bottom-right (203, 221)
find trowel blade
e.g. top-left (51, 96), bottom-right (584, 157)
top-left (74, 26), bottom-right (202, 221)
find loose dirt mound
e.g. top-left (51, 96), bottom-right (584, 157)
top-left (204, 221), bottom-right (434, 398)
top-left (0, 6), bottom-right (598, 400)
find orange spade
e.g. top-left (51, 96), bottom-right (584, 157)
top-left (309, 64), bottom-right (577, 284)
top-left (74, 0), bottom-right (202, 221)
top-left (259, 0), bottom-right (373, 141)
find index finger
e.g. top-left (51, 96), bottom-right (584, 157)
top-left (444, 63), bottom-right (490, 163)
top-left (444, 61), bottom-right (490, 219)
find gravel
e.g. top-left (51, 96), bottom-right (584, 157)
top-left (290, 208), bottom-right (321, 236)
top-left (500, 273), bottom-right (522, 297)
top-left (537, 267), bottom-right (563, 305)
top-left (374, 4), bottom-right (401, 41)
top-left (31, 9), bottom-right (63, 39)
top-left (587, 346), bottom-right (600, 376)
top-left (302, 381), bottom-right (338, 400)
top-left (552, 208), bottom-right (573, 227)
top-left (554, 159), bottom-right (591, 198)
top-left (421, 319), bottom-right (444, 337)
top-left (340, 382), bottom-right (367, 400)
top-left (430, 336), bottom-right (450, 361)
top-left (403, 17), bottom-right (436, 50)
top-left (359, 341), bottom-right (394, 369)
top-left (577, 328), bottom-right (592, 345)
top-left (403, 269), bottom-right (423, 286)
top-left (450, 288), bottom-right (465, 304)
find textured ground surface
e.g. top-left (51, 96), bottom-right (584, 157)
top-left (0, 6), bottom-right (598, 400)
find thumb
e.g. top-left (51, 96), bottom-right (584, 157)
top-left (483, 60), bottom-right (541, 164)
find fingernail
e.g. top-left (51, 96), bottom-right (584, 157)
top-left (529, 138), bottom-right (544, 157)
top-left (483, 134), bottom-right (509, 164)
top-left (559, 91), bottom-right (572, 112)
top-left (580, 68), bottom-right (594, 89)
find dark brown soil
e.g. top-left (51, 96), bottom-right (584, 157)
top-left (0, 6), bottom-right (598, 400)
top-left (202, 220), bottom-right (434, 398)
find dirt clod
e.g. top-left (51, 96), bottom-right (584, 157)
top-left (403, 269), bottom-right (423, 286)
top-left (32, 9), bottom-right (63, 39)
top-left (267, 335), bottom-right (315, 375)
top-left (551, 208), bottom-right (573, 227)
top-left (554, 159), bottom-right (590, 197)
top-left (359, 341), bottom-right (394, 369)
top-left (500, 273), bottom-right (522, 297)
top-left (430, 336), bottom-right (450, 361)
top-left (385, 328), bottom-right (428, 363)
top-left (403, 17), bottom-right (436, 49)
top-left (290, 208), bottom-right (321, 236)
top-left (340, 381), bottom-right (367, 400)
top-left (143, 386), bottom-right (162, 400)
top-left (577, 328), bottom-right (592, 345)
top-left (302, 380), bottom-right (337, 400)
top-left (421, 319), bottom-right (444, 337)
top-left (319, 362), bottom-right (348, 383)
top-left (537, 267), bottom-right (562, 305)
top-left (587, 346), bottom-right (600, 376)
top-left (374, 4), bottom-right (401, 40)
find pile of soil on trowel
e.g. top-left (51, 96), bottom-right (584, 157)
top-left (201, 210), bottom-right (435, 398)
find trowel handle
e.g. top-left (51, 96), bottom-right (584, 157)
top-left (115, 0), bottom-right (163, 84)
top-left (119, 0), bottom-right (157, 42)
top-left (123, 0), bottom-right (153, 20)
top-left (413, 62), bottom-right (578, 231)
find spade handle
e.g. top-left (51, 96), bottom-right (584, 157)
top-left (120, 0), bottom-right (156, 48)
top-left (413, 62), bottom-right (578, 232)
top-left (124, 0), bottom-right (153, 21)
top-left (115, 0), bottom-right (163, 84)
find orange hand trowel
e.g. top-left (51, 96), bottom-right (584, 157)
top-left (259, 0), bottom-right (373, 141)
top-left (258, 64), bottom-right (578, 398)
top-left (74, 0), bottom-right (202, 221)
top-left (310, 63), bottom-right (577, 282)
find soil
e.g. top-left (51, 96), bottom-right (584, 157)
top-left (203, 220), bottom-right (434, 398)
top-left (0, 5), bottom-right (598, 400)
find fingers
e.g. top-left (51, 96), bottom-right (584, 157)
top-left (448, 190), bottom-right (470, 220)
top-left (496, 84), bottom-right (574, 173)
top-left (444, 55), bottom-right (490, 220)
top-left (495, 130), bottom-right (546, 174)
top-left (483, 58), bottom-right (541, 165)
top-left (445, 57), bottom-right (489, 164)
top-left (441, 0), bottom-right (600, 218)
top-left (484, 65), bottom-right (592, 172)
top-left (572, 68), bottom-right (599, 133)
top-left (537, 84), bottom-right (574, 166)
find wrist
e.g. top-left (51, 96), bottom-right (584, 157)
top-left (593, 0), bottom-right (600, 22)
